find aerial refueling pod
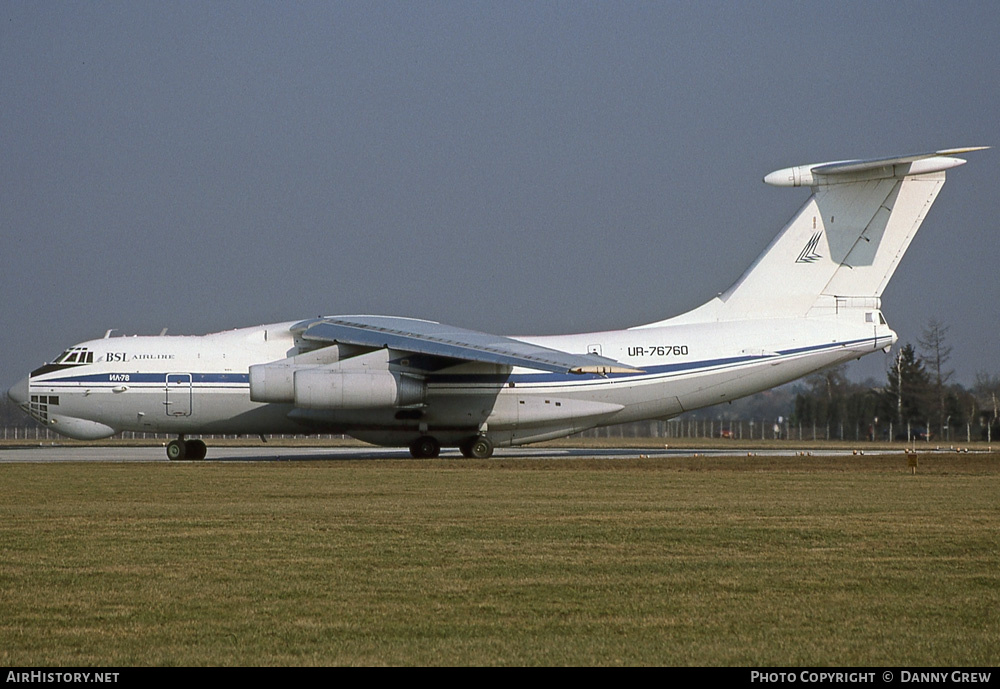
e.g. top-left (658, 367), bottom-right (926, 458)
top-left (293, 369), bottom-right (425, 409)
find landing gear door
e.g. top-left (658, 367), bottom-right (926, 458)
top-left (165, 373), bottom-right (192, 416)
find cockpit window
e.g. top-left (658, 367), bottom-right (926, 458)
top-left (33, 347), bottom-right (95, 376)
top-left (53, 347), bottom-right (93, 365)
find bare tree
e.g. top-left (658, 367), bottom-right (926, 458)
top-left (918, 318), bottom-right (953, 436)
top-left (974, 372), bottom-right (1000, 442)
top-left (884, 344), bottom-right (930, 429)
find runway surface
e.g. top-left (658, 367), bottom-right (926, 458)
top-left (0, 444), bottom-right (915, 463)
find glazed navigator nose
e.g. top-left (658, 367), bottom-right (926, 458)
top-left (7, 376), bottom-right (29, 405)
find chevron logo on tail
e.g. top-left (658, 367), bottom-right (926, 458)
top-left (796, 232), bottom-right (823, 263)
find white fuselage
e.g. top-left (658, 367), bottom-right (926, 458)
top-left (14, 308), bottom-right (894, 447)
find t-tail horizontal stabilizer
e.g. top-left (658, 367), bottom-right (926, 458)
top-left (763, 147), bottom-right (989, 187)
top-left (662, 146), bottom-right (988, 324)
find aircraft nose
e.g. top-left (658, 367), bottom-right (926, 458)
top-left (7, 376), bottom-right (29, 406)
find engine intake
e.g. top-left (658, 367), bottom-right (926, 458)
top-left (248, 363), bottom-right (296, 403)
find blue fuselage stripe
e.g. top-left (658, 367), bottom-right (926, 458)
top-left (38, 373), bottom-right (251, 385)
top-left (31, 336), bottom-right (887, 389)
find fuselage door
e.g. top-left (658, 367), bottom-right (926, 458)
top-left (165, 373), bottom-right (192, 416)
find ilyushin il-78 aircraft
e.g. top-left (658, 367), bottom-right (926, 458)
top-left (8, 147), bottom-right (986, 460)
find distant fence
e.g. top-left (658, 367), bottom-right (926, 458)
top-left (1, 418), bottom-right (983, 443)
top-left (576, 418), bottom-right (802, 441)
top-left (575, 418), bottom-right (977, 443)
top-left (0, 427), bottom-right (350, 442)
top-left (2, 420), bottom-right (793, 442)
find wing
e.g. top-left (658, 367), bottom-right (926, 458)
top-left (292, 316), bottom-right (641, 375)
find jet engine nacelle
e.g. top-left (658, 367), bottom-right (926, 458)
top-left (248, 363), bottom-right (297, 403)
top-left (293, 369), bottom-right (426, 409)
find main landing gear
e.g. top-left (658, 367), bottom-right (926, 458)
top-left (407, 435), bottom-right (495, 459)
top-left (408, 436), bottom-right (441, 459)
top-left (166, 436), bottom-right (207, 461)
top-left (460, 435), bottom-right (494, 459)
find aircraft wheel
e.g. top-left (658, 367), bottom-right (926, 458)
top-left (166, 439), bottom-right (186, 461)
top-left (185, 439), bottom-right (207, 461)
top-left (409, 436), bottom-right (440, 459)
top-left (460, 436), bottom-right (494, 459)
top-left (469, 436), bottom-right (493, 459)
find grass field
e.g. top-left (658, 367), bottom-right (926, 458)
top-left (1, 453), bottom-right (998, 666)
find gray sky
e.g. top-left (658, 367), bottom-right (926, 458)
top-left (2, 2), bottom-right (998, 390)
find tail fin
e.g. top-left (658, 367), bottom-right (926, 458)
top-left (666, 147), bottom-right (986, 324)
